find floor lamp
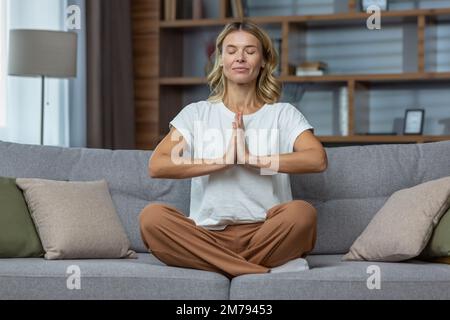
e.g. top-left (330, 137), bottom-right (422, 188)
top-left (8, 29), bottom-right (77, 145)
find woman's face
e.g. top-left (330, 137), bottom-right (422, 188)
top-left (221, 30), bottom-right (265, 85)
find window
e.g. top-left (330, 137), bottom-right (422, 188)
top-left (0, 0), bottom-right (7, 127)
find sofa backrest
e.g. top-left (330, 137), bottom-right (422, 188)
top-left (1, 140), bottom-right (450, 254)
top-left (0, 141), bottom-right (190, 253)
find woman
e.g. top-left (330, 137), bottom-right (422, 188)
top-left (139, 21), bottom-right (328, 279)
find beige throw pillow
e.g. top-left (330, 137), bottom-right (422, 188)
top-left (343, 176), bottom-right (450, 262)
top-left (16, 178), bottom-right (136, 260)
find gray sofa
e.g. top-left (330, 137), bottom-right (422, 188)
top-left (0, 139), bottom-right (449, 300)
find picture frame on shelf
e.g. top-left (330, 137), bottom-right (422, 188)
top-left (360, 0), bottom-right (389, 12)
top-left (403, 109), bottom-right (425, 135)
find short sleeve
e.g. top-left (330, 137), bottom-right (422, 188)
top-left (168, 103), bottom-right (197, 154)
top-left (279, 103), bottom-right (314, 152)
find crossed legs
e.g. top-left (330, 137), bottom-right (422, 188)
top-left (139, 200), bottom-right (317, 278)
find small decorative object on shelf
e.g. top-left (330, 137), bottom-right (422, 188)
top-left (296, 61), bottom-right (328, 76)
top-left (361, 0), bottom-right (389, 11)
top-left (403, 109), bottom-right (425, 135)
top-left (288, 64), bottom-right (296, 75)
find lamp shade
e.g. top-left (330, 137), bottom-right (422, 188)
top-left (8, 29), bottom-right (77, 78)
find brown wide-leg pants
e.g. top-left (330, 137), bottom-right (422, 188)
top-left (139, 200), bottom-right (317, 278)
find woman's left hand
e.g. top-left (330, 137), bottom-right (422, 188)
top-left (235, 112), bottom-right (252, 165)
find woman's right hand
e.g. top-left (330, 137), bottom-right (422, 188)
top-left (221, 121), bottom-right (238, 166)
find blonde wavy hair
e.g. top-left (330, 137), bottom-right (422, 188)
top-left (207, 20), bottom-right (282, 104)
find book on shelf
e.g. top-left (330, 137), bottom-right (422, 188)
top-left (171, 0), bottom-right (177, 20)
top-left (231, 0), bottom-right (249, 19)
top-left (299, 61), bottom-right (328, 70)
top-left (296, 69), bottom-right (326, 76)
top-left (164, 0), bottom-right (170, 20)
top-left (192, 0), bottom-right (203, 19)
top-left (164, 0), bottom-right (177, 21)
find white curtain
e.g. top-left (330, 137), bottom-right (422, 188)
top-left (0, 0), bottom-right (82, 147)
top-left (0, 0), bottom-right (7, 129)
top-left (67, 0), bottom-right (86, 147)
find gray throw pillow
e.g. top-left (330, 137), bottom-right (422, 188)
top-left (16, 178), bottom-right (136, 260)
top-left (342, 176), bottom-right (450, 262)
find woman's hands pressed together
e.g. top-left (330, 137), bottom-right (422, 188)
top-left (221, 112), bottom-right (254, 167)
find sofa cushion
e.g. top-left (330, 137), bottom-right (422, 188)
top-left (230, 254), bottom-right (450, 300)
top-left (16, 178), bottom-right (136, 260)
top-left (0, 177), bottom-right (44, 258)
top-left (342, 176), bottom-right (450, 261)
top-left (420, 206), bottom-right (450, 260)
top-left (0, 253), bottom-right (229, 300)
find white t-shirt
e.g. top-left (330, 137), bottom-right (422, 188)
top-left (169, 100), bottom-right (314, 230)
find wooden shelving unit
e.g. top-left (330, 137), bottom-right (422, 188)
top-left (159, 7), bottom-right (450, 28)
top-left (159, 72), bottom-right (450, 85)
top-left (132, 0), bottom-right (450, 150)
